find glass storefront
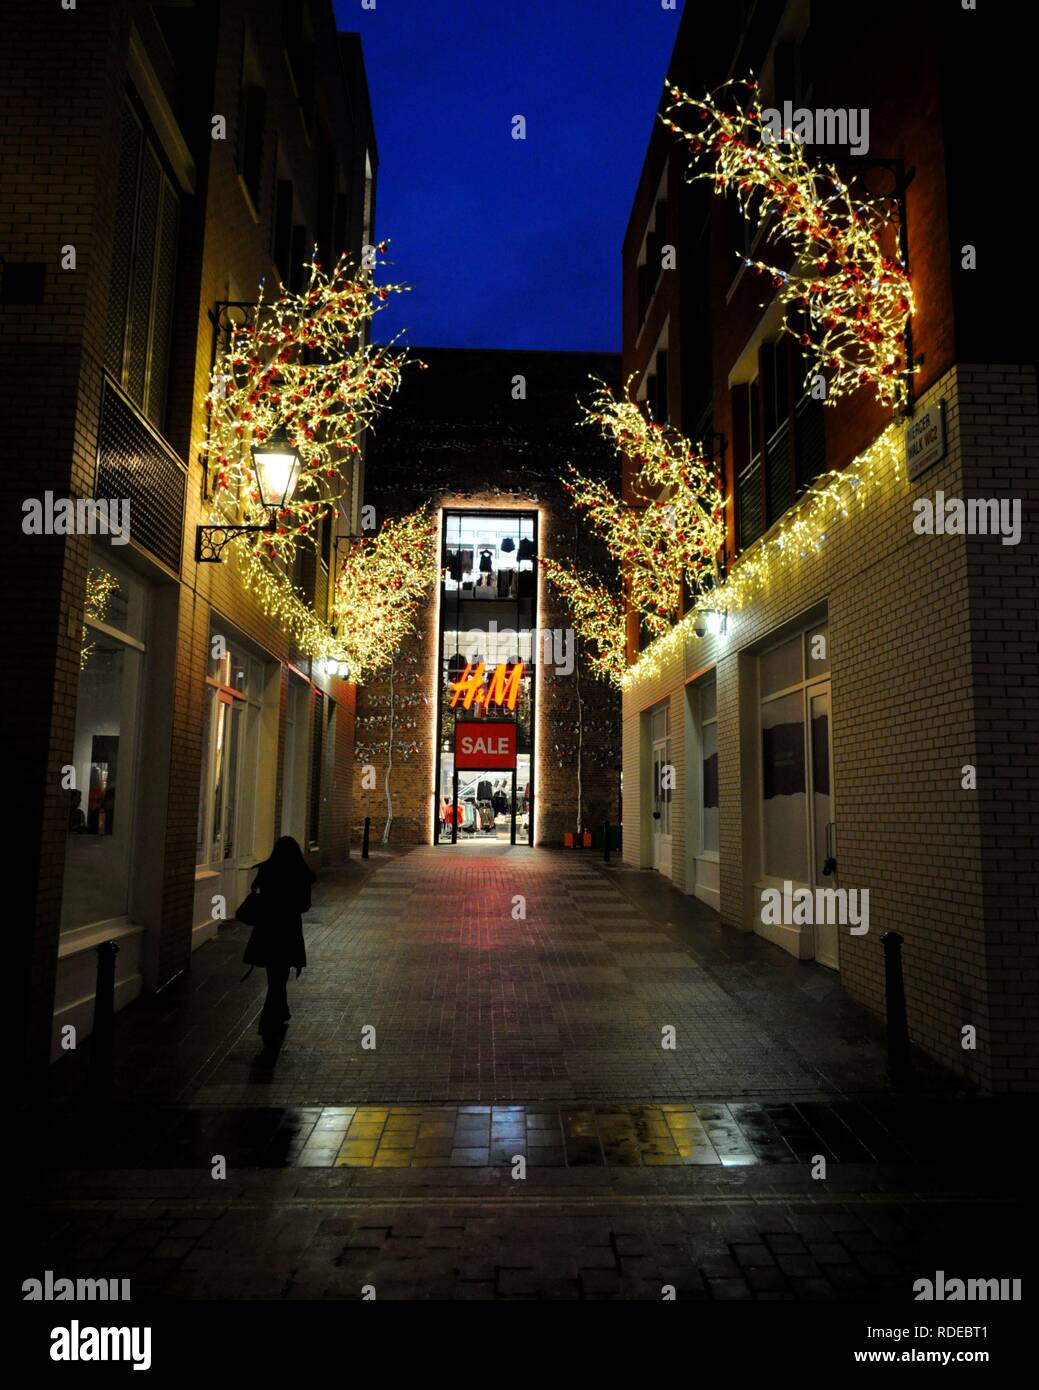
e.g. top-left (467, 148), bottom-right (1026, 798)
top-left (61, 554), bottom-right (148, 931)
top-left (434, 509), bottom-right (538, 844)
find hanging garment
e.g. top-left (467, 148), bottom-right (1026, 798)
top-left (497, 569), bottom-right (518, 599)
top-left (477, 778), bottom-right (492, 801)
top-left (516, 537), bottom-right (536, 562)
top-left (500, 536), bottom-right (516, 553)
top-left (478, 802), bottom-right (495, 831)
top-left (447, 548), bottom-right (474, 581)
top-left (517, 569), bottom-right (535, 598)
top-left (478, 548), bottom-right (494, 573)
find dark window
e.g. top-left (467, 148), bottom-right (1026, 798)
top-left (762, 339), bottom-right (793, 526)
top-left (316, 139), bottom-right (336, 269)
top-left (307, 689), bottom-right (323, 847)
top-left (238, 83), bottom-right (266, 209)
top-left (289, 223), bottom-right (310, 292)
top-left (273, 177), bottom-right (293, 281)
top-left (0, 260), bottom-right (46, 304)
top-left (795, 392), bottom-right (826, 490)
top-left (105, 95), bottom-right (179, 430)
top-left (773, 40), bottom-right (797, 107)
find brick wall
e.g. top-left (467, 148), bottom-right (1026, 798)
top-left (622, 363), bottom-right (1038, 1091)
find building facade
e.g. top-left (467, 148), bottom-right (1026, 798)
top-left (619, 1), bottom-right (1036, 1091)
top-left (8, 0), bottom-right (377, 1071)
top-left (352, 348), bottom-right (622, 849)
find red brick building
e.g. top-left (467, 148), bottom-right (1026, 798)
top-left (7, 0), bottom-right (377, 1072)
top-left (618, 1), bottom-right (1037, 1090)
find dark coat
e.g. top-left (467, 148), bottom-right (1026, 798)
top-left (241, 865), bottom-right (314, 971)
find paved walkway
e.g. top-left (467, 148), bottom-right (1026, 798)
top-left (24, 845), bottom-right (1032, 1300)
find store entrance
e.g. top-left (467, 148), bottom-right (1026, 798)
top-left (437, 760), bottom-right (532, 844)
top-left (433, 508), bottom-right (538, 847)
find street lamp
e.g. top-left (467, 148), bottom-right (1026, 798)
top-left (322, 658), bottom-right (350, 680)
top-left (693, 609), bottom-right (727, 638)
top-left (196, 426), bottom-right (303, 562)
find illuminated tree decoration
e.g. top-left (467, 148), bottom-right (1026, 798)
top-left (538, 560), bottom-right (628, 685)
top-left (542, 379), bottom-right (726, 685)
top-left (80, 567), bottom-right (120, 669)
top-left (622, 421), bottom-right (903, 687)
top-left (200, 247), bottom-right (414, 664)
top-left (662, 77), bottom-right (916, 411)
top-left (331, 507), bottom-right (438, 683)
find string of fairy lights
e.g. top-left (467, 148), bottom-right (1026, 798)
top-left (545, 73), bottom-right (916, 689)
top-left (621, 422), bottom-right (904, 688)
top-left (661, 76), bottom-right (915, 410)
top-left (80, 567), bottom-right (120, 669)
top-left (541, 379), bottom-right (725, 685)
top-left (201, 248), bottom-right (434, 678)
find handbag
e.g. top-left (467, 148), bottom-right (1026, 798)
top-left (234, 888), bottom-right (264, 925)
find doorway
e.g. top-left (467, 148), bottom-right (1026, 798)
top-left (650, 702), bottom-right (672, 876)
top-left (808, 682), bottom-right (837, 968)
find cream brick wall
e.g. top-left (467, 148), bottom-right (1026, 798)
top-left (622, 364), bottom-right (1038, 1092)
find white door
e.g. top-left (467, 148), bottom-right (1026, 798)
top-left (651, 733), bottom-right (673, 876)
top-left (807, 682), bottom-right (837, 969)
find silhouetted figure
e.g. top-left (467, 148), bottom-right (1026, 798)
top-left (241, 836), bottom-right (315, 1041)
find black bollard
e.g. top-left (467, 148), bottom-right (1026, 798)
top-left (603, 819), bottom-right (611, 863)
top-left (881, 931), bottom-right (911, 1083)
top-left (90, 940), bottom-right (119, 1089)
top-left (361, 815), bottom-right (371, 859)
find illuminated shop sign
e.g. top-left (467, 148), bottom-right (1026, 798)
top-left (448, 661), bottom-right (524, 711)
top-left (455, 721), bottom-right (517, 770)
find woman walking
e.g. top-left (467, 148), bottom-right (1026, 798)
top-left (240, 836), bottom-right (316, 1041)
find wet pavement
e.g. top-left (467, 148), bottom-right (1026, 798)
top-left (21, 845), bottom-right (1035, 1300)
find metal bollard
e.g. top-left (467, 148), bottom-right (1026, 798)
top-left (90, 940), bottom-right (119, 1088)
top-left (361, 815), bottom-right (371, 859)
top-left (603, 820), bottom-right (611, 863)
top-left (881, 931), bottom-right (911, 1083)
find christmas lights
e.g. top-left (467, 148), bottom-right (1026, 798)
top-left (662, 76), bottom-right (915, 410)
top-left (331, 507), bottom-right (438, 682)
top-left (543, 380), bottom-right (725, 685)
top-left (622, 421), bottom-right (903, 688)
top-left (80, 567), bottom-right (120, 668)
top-left (200, 247), bottom-right (414, 668)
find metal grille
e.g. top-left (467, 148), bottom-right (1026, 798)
top-left (105, 101), bottom-right (140, 381)
top-left (737, 459), bottom-right (763, 552)
top-left (96, 377), bottom-right (185, 573)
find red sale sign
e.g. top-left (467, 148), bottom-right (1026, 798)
top-left (454, 721), bottom-right (517, 770)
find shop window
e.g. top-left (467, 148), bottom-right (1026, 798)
top-left (61, 557), bottom-right (148, 931)
top-left (307, 690), bottom-right (324, 848)
top-left (105, 94), bottom-right (179, 431)
top-left (436, 510), bottom-right (537, 845)
top-left (197, 629), bottom-right (265, 868)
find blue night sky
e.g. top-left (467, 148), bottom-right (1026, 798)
top-left (333, 0), bottom-right (682, 352)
